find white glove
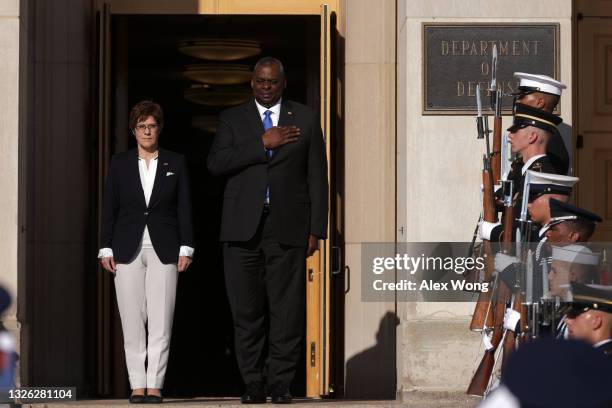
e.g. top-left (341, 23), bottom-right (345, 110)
top-left (495, 252), bottom-right (518, 272)
top-left (482, 332), bottom-right (494, 351)
top-left (478, 220), bottom-right (501, 241)
top-left (503, 308), bottom-right (521, 332)
top-left (479, 184), bottom-right (502, 193)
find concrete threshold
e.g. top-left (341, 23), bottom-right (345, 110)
top-left (16, 392), bottom-right (480, 408)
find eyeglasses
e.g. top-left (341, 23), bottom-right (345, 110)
top-left (135, 123), bottom-right (159, 132)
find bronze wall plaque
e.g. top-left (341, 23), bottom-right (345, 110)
top-left (422, 23), bottom-right (560, 115)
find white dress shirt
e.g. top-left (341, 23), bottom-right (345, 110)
top-left (98, 155), bottom-right (194, 259)
top-left (255, 98), bottom-right (281, 127)
top-left (255, 99), bottom-right (281, 205)
top-left (594, 339), bottom-right (612, 349)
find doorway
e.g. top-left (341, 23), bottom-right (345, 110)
top-left (97, 12), bottom-right (338, 398)
top-left (575, 0), bottom-right (612, 241)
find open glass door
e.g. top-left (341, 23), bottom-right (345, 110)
top-left (305, 3), bottom-right (333, 398)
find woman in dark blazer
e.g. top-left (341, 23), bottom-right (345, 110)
top-left (98, 101), bottom-right (194, 404)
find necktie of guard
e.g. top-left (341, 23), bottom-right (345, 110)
top-left (263, 110), bottom-right (273, 204)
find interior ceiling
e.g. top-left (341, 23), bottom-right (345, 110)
top-left (126, 14), bottom-right (316, 87)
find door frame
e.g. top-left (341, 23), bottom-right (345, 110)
top-left (94, 0), bottom-right (341, 398)
top-left (573, 0), bottom-right (612, 240)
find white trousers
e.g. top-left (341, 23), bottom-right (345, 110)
top-left (114, 247), bottom-right (178, 389)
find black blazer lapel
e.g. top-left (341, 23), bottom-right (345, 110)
top-left (246, 99), bottom-right (266, 137)
top-left (148, 150), bottom-right (167, 209)
top-left (130, 149), bottom-right (147, 208)
top-left (278, 100), bottom-right (295, 128)
top-left (272, 100), bottom-right (297, 160)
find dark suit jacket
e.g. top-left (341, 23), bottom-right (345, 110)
top-left (100, 148), bottom-right (194, 264)
top-left (207, 99), bottom-right (328, 246)
top-left (596, 340), bottom-right (612, 357)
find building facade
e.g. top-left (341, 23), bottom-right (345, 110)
top-left (0, 0), bottom-right (610, 401)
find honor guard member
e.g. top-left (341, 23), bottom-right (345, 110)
top-left (0, 286), bottom-right (16, 393)
top-left (481, 104), bottom-right (563, 243)
top-left (481, 171), bottom-right (576, 247)
top-left (549, 245), bottom-right (600, 338)
top-left (495, 172), bottom-right (579, 335)
top-left (511, 72), bottom-right (569, 176)
top-left (545, 198), bottom-right (603, 245)
top-left (563, 282), bottom-right (612, 355)
top-left (478, 338), bottom-right (612, 408)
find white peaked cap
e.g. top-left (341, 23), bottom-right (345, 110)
top-left (514, 72), bottom-right (567, 96)
top-left (527, 170), bottom-right (579, 188)
top-left (552, 245), bottom-right (600, 266)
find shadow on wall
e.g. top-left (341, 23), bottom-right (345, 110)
top-left (344, 311), bottom-right (399, 399)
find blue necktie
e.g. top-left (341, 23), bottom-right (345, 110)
top-left (263, 110), bottom-right (273, 131)
top-left (263, 110), bottom-right (273, 204)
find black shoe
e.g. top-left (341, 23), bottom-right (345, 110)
top-left (241, 381), bottom-right (266, 404)
top-left (270, 382), bottom-right (292, 404)
top-left (144, 394), bottom-right (163, 404)
top-left (129, 394), bottom-right (146, 404)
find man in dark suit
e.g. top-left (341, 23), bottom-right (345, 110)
top-left (208, 57), bottom-right (328, 404)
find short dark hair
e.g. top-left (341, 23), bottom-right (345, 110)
top-left (253, 57), bottom-right (285, 77)
top-left (129, 100), bottom-right (164, 130)
top-left (564, 219), bottom-right (596, 242)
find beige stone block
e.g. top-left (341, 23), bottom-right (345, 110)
top-left (401, 320), bottom-right (482, 391)
top-left (402, 302), bottom-right (477, 321)
top-left (343, 243), bottom-right (397, 398)
top-left (345, 0), bottom-right (395, 63)
top-left (344, 63), bottom-right (395, 243)
top-left (0, 0), bottom-right (19, 17)
top-left (401, 0), bottom-right (571, 19)
top-left (0, 18), bottom-right (20, 317)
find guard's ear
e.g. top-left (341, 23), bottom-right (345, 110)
top-left (590, 313), bottom-right (603, 331)
top-left (528, 129), bottom-right (539, 144)
top-left (569, 231), bottom-right (581, 243)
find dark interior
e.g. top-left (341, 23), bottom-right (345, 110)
top-left (111, 14), bottom-right (321, 397)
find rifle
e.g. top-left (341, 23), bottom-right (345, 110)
top-left (467, 181), bottom-right (515, 395)
top-left (469, 85), bottom-right (497, 332)
top-left (467, 250), bottom-right (513, 396)
top-left (515, 171), bottom-right (535, 343)
top-left (489, 45), bottom-right (502, 184)
top-left (500, 180), bottom-right (521, 368)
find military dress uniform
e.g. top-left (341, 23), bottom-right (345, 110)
top-left (511, 72), bottom-right (570, 175)
top-left (559, 282), bottom-right (612, 353)
top-left (482, 103), bottom-right (565, 244)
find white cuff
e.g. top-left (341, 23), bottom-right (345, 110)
top-left (479, 221), bottom-right (501, 241)
top-left (98, 248), bottom-right (113, 258)
top-left (179, 246), bottom-right (194, 257)
top-left (482, 332), bottom-right (494, 351)
top-left (504, 308), bottom-right (521, 332)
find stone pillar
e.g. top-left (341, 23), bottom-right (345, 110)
top-left (341, 0), bottom-right (397, 399)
